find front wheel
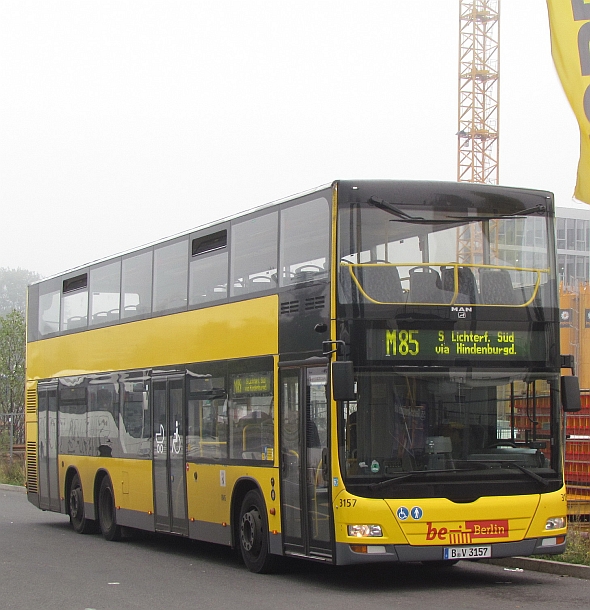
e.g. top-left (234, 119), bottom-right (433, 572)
top-left (238, 490), bottom-right (277, 573)
top-left (69, 473), bottom-right (97, 534)
top-left (98, 476), bottom-right (122, 541)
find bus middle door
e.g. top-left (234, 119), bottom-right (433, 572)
top-left (152, 374), bottom-right (188, 536)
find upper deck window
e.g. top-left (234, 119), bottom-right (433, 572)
top-left (38, 280), bottom-right (61, 337)
top-left (189, 229), bottom-right (229, 306)
top-left (121, 250), bottom-right (153, 319)
top-left (192, 230), bottom-right (227, 256)
top-left (61, 273), bottom-right (88, 331)
top-left (279, 197), bottom-right (330, 286)
top-left (339, 196), bottom-right (553, 308)
top-left (63, 274), bottom-right (87, 293)
top-left (230, 212), bottom-right (278, 297)
top-left (89, 261), bottom-right (121, 326)
top-left (153, 239), bottom-right (189, 313)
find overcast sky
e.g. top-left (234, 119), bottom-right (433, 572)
top-left (0, 0), bottom-right (585, 278)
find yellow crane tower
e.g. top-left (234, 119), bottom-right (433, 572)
top-left (457, 0), bottom-right (500, 264)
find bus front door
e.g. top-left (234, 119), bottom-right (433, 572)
top-left (279, 364), bottom-right (332, 560)
top-left (152, 375), bottom-right (188, 536)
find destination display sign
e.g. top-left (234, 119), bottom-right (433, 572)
top-left (231, 372), bottom-right (272, 396)
top-left (366, 329), bottom-right (545, 362)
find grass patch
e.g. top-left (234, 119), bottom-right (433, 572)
top-left (0, 455), bottom-right (25, 486)
top-left (537, 522), bottom-right (590, 566)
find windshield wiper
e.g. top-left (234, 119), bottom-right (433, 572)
top-left (367, 466), bottom-right (487, 491)
top-left (367, 473), bottom-right (415, 490)
top-left (447, 204), bottom-right (547, 222)
top-left (369, 201), bottom-right (472, 225)
top-left (460, 459), bottom-right (549, 487)
top-left (499, 460), bottom-right (550, 487)
top-left (368, 197), bottom-right (425, 221)
top-left (368, 197), bottom-right (546, 225)
top-left (497, 204), bottom-right (547, 217)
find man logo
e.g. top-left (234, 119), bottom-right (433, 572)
top-left (451, 306), bottom-right (472, 319)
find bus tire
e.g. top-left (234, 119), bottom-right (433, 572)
top-left (98, 475), bottom-right (122, 541)
top-left (69, 473), bottom-right (97, 534)
top-left (238, 489), bottom-right (277, 574)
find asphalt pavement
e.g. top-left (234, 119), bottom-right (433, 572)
top-left (3, 483), bottom-right (589, 580)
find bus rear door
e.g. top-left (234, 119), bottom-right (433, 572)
top-left (37, 382), bottom-right (60, 512)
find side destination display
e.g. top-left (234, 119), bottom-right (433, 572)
top-left (366, 329), bottom-right (545, 361)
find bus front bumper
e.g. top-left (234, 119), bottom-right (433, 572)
top-left (334, 536), bottom-right (566, 565)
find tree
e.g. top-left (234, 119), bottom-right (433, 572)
top-left (0, 267), bottom-right (41, 316)
top-left (0, 268), bottom-right (38, 450)
top-left (0, 310), bottom-right (26, 416)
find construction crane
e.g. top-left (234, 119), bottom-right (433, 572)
top-left (457, 0), bottom-right (500, 184)
top-left (457, 0), bottom-right (500, 264)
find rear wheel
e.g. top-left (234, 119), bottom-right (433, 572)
top-left (98, 476), bottom-right (122, 541)
top-left (69, 473), bottom-right (97, 534)
top-left (238, 490), bottom-right (277, 573)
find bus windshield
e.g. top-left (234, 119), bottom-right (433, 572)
top-left (336, 182), bottom-right (561, 498)
top-left (342, 369), bottom-right (559, 487)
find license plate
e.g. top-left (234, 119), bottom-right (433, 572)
top-left (443, 545), bottom-right (491, 560)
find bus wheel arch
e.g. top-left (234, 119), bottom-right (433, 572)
top-left (233, 481), bottom-right (277, 573)
top-left (66, 468), bottom-right (97, 534)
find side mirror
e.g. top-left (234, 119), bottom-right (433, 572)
top-left (562, 376), bottom-right (581, 413)
top-left (332, 361), bottom-right (355, 401)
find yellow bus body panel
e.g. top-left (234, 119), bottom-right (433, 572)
top-left (386, 495), bottom-right (539, 546)
top-left (27, 296), bottom-right (278, 379)
top-left (186, 463), bottom-right (282, 533)
top-left (60, 456), bottom-right (154, 513)
top-left (333, 491), bottom-right (566, 546)
top-left (29, 296), bottom-right (280, 532)
top-left (527, 487), bottom-right (569, 537)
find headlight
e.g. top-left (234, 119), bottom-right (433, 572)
top-left (545, 517), bottom-right (566, 530)
top-left (347, 524), bottom-right (383, 537)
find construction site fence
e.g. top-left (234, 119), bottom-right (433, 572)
top-left (0, 412), bottom-right (24, 458)
top-left (566, 392), bottom-right (590, 519)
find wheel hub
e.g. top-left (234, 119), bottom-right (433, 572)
top-left (70, 488), bottom-right (82, 518)
top-left (241, 511), bottom-right (256, 551)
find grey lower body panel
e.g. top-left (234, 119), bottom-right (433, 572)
top-left (335, 538), bottom-right (566, 566)
top-left (187, 519), bottom-right (282, 553)
top-left (269, 531), bottom-right (283, 555)
top-left (188, 519), bottom-right (232, 546)
top-left (85, 501), bottom-right (96, 520)
top-left (116, 507), bottom-right (156, 532)
top-left (82, 504), bottom-right (156, 532)
top-left (27, 491), bottom-right (40, 508)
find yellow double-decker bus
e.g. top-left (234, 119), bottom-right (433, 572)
top-left (25, 180), bottom-right (580, 572)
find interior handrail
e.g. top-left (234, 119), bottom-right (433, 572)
top-left (340, 261), bottom-right (549, 307)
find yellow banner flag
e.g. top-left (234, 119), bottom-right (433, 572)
top-left (546, 0), bottom-right (590, 204)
